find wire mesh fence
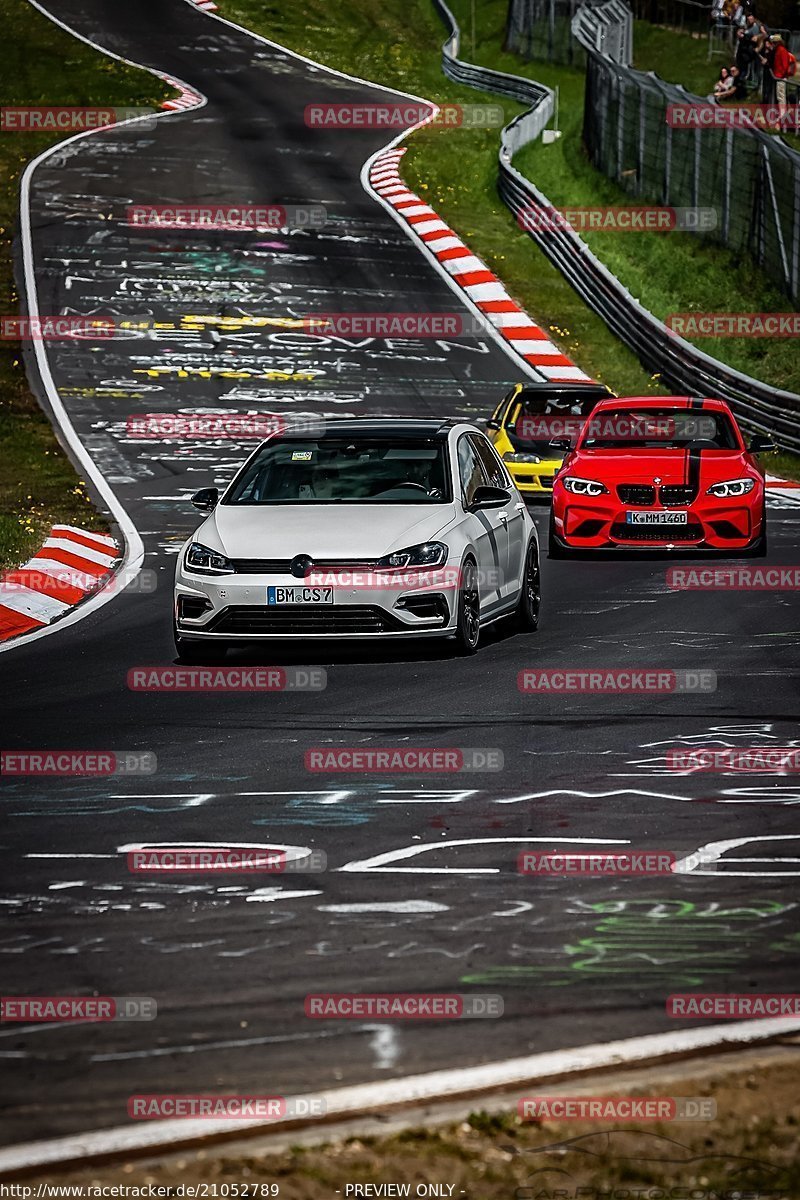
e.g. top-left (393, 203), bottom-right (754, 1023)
top-left (572, 0), bottom-right (634, 61)
top-left (581, 51), bottom-right (800, 302)
top-left (434, 0), bottom-right (800, 442)
top-left (504, 0), bottom-right (588, 65)
top-left (506, 0), bottom-right (800, 303)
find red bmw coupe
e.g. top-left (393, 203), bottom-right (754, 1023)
top-left (548, 396), bottom-right (772, 557)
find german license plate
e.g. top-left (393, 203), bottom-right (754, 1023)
top-left (267, 586), bottom-right (334, 604)
top-left (626, 511), bottom-right (688, 525)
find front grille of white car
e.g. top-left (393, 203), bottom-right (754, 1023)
top-left (209, 605), bottom-right (405, 635)
top-left (230, 558), bottom-right (294, 573)
top-left (230, 559), bottom-right (379, 574)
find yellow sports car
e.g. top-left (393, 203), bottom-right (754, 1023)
top-left (486, 381), bottom-right (615, 499)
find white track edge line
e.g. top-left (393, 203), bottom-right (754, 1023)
top-left (4, 0), bottom-right (544, 657)
top-left (1, 1017), bottom-right (798, 1175)
top-left (1, 0), bottom-right (211, 655)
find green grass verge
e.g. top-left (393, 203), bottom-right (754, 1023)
top-left (457, 0), bottom-right (800, 398)
top-left (632, 18), bottom-right (718, 95)
top-left (0, 0), bottom-right (172, 572)
top-left (218, 0), bottom-right (799, 479)
top-left (633, 16), bottom-right (800, 124)
top-left (16, 1060), bottom-right (800, 1194)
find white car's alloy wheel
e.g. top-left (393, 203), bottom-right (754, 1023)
top-left (454, 558), bottom-right (481, 655)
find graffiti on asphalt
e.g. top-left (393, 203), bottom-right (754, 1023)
top-left (460, 899), bottom-right (796, 987)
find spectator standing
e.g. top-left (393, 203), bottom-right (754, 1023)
top-left (730, 64), bottom-right (748, 98)
top-left (743, 12), bottom-right (767, 52)
top-left (767, 34), bottom-right (792, 126)
top-left (742, 13), bottom-right (768, 87)
top-left (735, 26), bottom-right (755, 77)
top-left (759, 35), bottom-right (776, 103)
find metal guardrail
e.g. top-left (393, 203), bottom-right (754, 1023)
top-left (430, 0), bottom-right (800, 451)
top-left (433, 0), bottom-right (554, 121)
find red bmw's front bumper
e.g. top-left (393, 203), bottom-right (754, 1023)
top-left (550, 487), bottom-right (764, 551)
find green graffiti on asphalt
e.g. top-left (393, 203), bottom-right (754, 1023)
top-left (461, 899), bottom-right (795, 988)
top-left (180, 252), bottom-right (264, 276)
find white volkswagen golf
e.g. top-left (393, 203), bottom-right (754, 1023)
top-left (173, 419), bottom-right (540, 659)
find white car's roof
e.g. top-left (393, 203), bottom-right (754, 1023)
top-left (261, 418), bottom-right (481, 446)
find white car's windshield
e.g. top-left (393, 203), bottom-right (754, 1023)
top-left (225, 438), bottom-right (452, 504)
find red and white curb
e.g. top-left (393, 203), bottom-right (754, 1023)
top-left (766, 473), bottom-right (800, 506)
top-left (0, 526), bottom-right (119, 643)
top-left (160, 74), bottom-right (204, 112)
top-left (191, 0), bottom-right (218, 9)
top-left (368, 147), bottom-right (593, 384)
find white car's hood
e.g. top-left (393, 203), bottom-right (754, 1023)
top-left (200, 503), bottom-right (459, 560)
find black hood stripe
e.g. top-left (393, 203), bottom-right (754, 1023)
top-left (686, 445), bottom-right (703, 492)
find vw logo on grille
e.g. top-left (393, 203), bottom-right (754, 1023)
top-left (290, 554), bottom-right (314, 579)
top-left (653, 477), bottom-right (662, 485)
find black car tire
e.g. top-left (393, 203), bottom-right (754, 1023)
top-left (514, 538), bottom-right (541, 631)
top-left (548, 520), bottom-right (568, 559)
top-left (453, 558), bottom-right (480, 655)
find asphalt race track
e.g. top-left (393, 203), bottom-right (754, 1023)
top-left (1, 0), bottom-right (799, 1149)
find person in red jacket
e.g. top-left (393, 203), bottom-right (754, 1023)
top-left (767, 34), bottom-right (791, 126)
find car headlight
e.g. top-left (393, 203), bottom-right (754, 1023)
top-left (707, 478), bottom-right (756, 498)
top-left (184, 542), bottom-right (234, 575)
top-left (503, 452), bottom-right (542, 464)
top-left (376, 542), bottom-right (448, 570)
top-left (561, 476), bottom-right (608, 497)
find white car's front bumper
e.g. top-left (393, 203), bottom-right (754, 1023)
top-left (174, 565), bottom-right (461, 640)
